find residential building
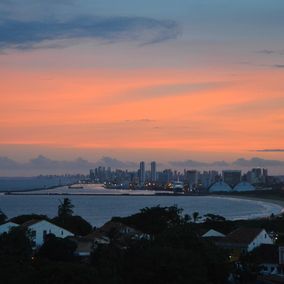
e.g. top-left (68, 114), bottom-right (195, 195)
top-left (22, 219), bottom-right (74, 247)
top-left (0, 221), bottom-right (19, 234)
top-left (216, 227), bottom-right (273, 253)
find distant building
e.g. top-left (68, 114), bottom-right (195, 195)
top-left (209, 181), bottom-right (232, 192)
top-left (233, 181), bottom-right (255, 192)
top-left (247, 167), bottom-right (269, 184)
top-left (150, 161), bottom-right (157, 182)
top-left (139, 161), bottom-right (145, 185)
top-left (198, 171), bottom-right (219, 189)
top-left (159, 169), bottom-right (173, 184)
top-left (222, 170), bottom-right (242, 187)
top-left (184, 170), bottom-right (198, 189)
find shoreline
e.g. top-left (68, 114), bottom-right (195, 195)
top-left (218, 194), bottom-right (284, 212)
top-left (0, 193), bottom-right (283, 223)
top-left (3, 190), bottom-right (284, 212)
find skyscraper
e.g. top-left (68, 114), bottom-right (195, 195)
top-left (222, 170), bottom-right (241, 187)
top-left (185, 170), bottom-right (199, 188)
top-left (150, 161), bottom-right (157, 182)
top-left (139, 161), bottom-right (145, 185)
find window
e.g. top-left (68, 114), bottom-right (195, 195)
top-left (61, 230), bottom-right (64, 235)
top-left (265, 234), bottom-right (267, 238)
top-left (31, 230), bottom-right (36, 238)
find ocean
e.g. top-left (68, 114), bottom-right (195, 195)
top-left (0, 194), bottom-right (282, 226)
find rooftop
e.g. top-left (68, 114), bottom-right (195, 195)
top-left (224, 227), bottom-right (263, 245)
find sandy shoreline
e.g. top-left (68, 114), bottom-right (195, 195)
top-left (219, 195), bottom-right (284, 214)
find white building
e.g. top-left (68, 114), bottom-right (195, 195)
top-left (209, 181), bottom-right (232, 193)
top-left (233, 181), bottom-right (255, 192)
top-left (217, 227), bottom-right (273, 253)
top-left (22, 219), bottom-right (74, 247)
top-left (0, 221), bottom-right (19, 234)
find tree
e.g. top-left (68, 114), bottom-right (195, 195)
top-left (58, 198), bottom-right (74, 218)
top-left (0, 226), bottom-right (32, 259)
top-left (120, 225), bottom-right (229, 284)
top-left (0, 209), bottom-right (7, 224)
top-left (34, 261), bottom-right (98, 284)
top-left (192, 211), bottom-right (201, 223)
top-left (112, 205), bottom-right (189, 236)
top-left (37, 234), bottom-right (77, 262)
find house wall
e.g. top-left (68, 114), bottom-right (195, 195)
top-left (248, 230), bottom-right (273, 252)
top-left (259, 263), bottom-right (279, 275)
top-left (29, 220), bottom-right (74, 247)
top-left (0, 222), bottom-right (19, 234)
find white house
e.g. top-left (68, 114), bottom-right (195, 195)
top-left (0, 221), bottom-right (19, 234)
top-left (216, 227), bottom-right (273, 253)
top-left (22, 219), bottom-right (74, 247)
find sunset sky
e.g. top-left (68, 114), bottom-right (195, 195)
top-left (0, 0), bottom-right (284, 164)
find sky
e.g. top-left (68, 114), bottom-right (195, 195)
top-left (0, 0), bottom-right (284, 170)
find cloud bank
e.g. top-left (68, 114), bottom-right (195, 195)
top-left (1, 156), bottom-right (284, 176)
top-left (0, 16), bottom-right (181, 50)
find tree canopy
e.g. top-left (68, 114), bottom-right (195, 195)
top-left (112, 205), bottom-right (189, 236)
top-left (37, 234), bottom-right (77, 262)
top-left (58, 198), bottom-right (74, 218)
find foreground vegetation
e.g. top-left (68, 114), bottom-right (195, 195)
top-left (0, 199), bottom-right (284, 283)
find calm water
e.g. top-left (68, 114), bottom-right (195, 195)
top-left (0, 194), bottom-right (282, 226)
top-left (0, 176), bottom-right (79, 191)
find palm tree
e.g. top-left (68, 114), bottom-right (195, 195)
top-left (192, 211), bottom-right (201, 223)
top-left (58, 198), bottom-right (74, 218)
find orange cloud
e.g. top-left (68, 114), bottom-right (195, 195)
top-left (0, 57), bottom-right (284, 159)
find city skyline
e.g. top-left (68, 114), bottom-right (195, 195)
top-left (1, 1), bottom-right (284, 168)
top-left (1, 154), bottom-right (284, 176)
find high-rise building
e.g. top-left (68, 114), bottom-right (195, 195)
top-left (139, 161), bottom-right (145, 185)
top-left (150, 161), bottom-right (157, 182)
top-left (248, 168), bottom-right (265, 184)
top-left (222, 170), bottom-right (241, 187)
top-left (159, 169), bottom-right (173, 183)
top-left (185, 170), bottom-right (199, 188)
